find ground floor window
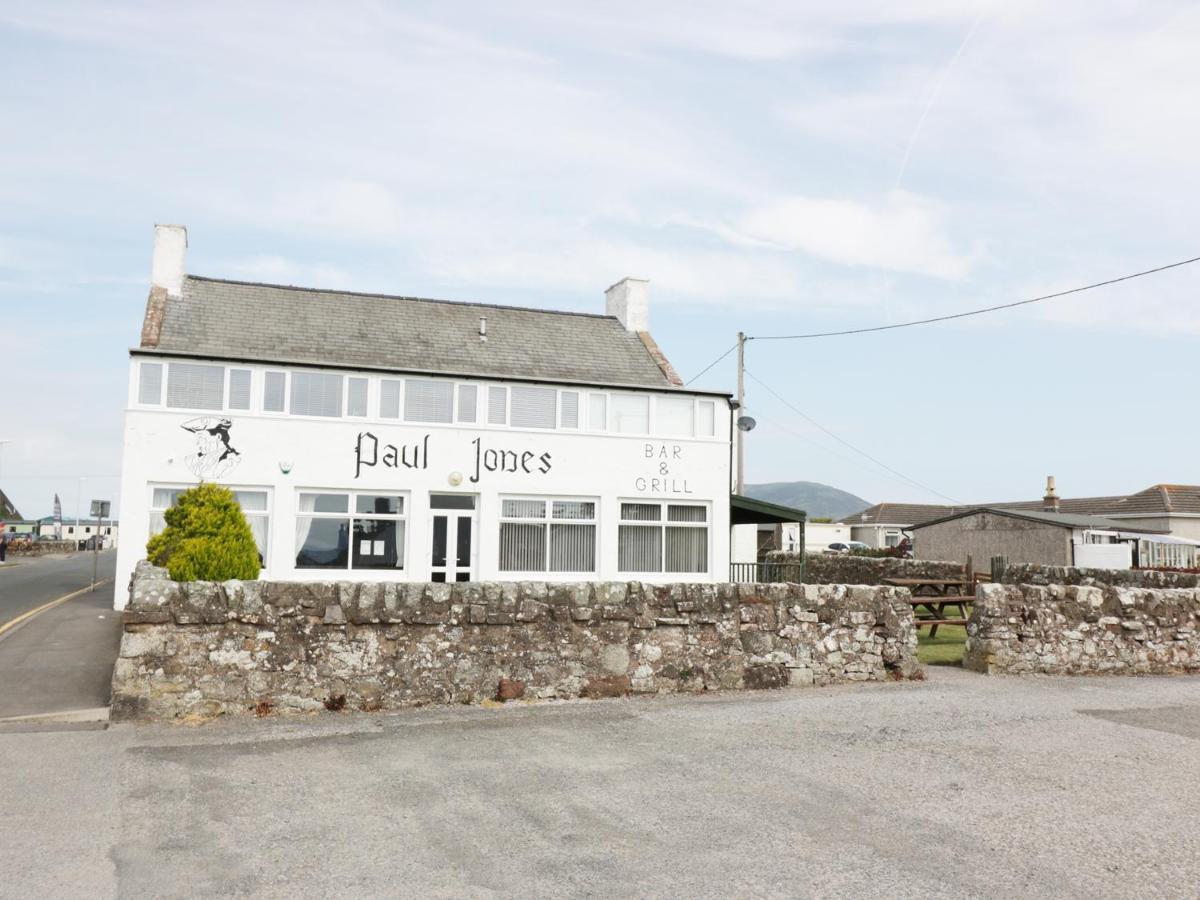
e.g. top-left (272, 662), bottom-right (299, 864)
top-left (498, 497), bottom-right (597, 572)
top-left (295, 491), bottom-right (406, 571)
top-left (618, 501), bottom-right (708, 574)
top-left (149, 485), bottom-right (271, 563)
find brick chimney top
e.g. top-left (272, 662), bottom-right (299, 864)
top-left (1043, 475), bottom-right (1060, 513)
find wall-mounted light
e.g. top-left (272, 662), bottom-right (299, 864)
top-left (279, 460), bottom-right (294, 475)
top-left (448, 471), bottom-right (463, 486)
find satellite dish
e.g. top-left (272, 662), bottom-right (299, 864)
top-left (736, 415), bottom-right (757, 432)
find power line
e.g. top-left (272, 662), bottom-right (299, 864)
top-left (744, 368), bottom-right (960, 503)
top-left (684, 342), bottom-right (738, 385)
top-left (750, 254), bottom-right (1200, 341)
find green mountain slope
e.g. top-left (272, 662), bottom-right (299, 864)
top-left (743, 481), bottom-right (870, 522)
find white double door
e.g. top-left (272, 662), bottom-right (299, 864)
top-left (428, 493), bottom-right (476, 582)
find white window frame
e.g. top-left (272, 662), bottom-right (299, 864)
top-left (497, 495), bottom-right (599, 574)
top-left (294, 489), bottom-right (410, 573)
top-left (263, 370), bottom-right (288, 415)
top-left (148, 483), bottom-right (273, 565)
top-left (617, 499), bottom-right (710, 575)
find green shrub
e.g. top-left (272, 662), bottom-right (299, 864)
top-left (146, 483), bottom-right (261, 582)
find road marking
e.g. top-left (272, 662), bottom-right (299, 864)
top-left (0, 578), bottom-right (114, 640)
top-left (0, 706), bottom-right (110, 724)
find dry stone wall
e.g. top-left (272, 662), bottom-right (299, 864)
top-left (964, 582), bottom-right (1200, 675)
top-left (112, 562), bottom-right (921, 721)
top-left (998, 563), bottom-right (1200, 590)
top-left (770, 552), bottom-right (963, 586)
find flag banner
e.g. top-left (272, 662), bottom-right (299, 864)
top-left (54, 493), bottom-right (62, 539)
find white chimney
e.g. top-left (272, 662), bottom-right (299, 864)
top-left (151, 224), bottom-right (188, 297)
top-left (605, 277), bottom-right (649, 332)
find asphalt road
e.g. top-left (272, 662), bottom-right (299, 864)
top-left (2, 667), bottom-right (1199, 898)
top-left (0, 549), bottom-right (117, 624)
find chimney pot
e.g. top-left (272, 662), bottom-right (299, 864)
top-left (151, 224), bottom-right (188, 298)
top-left (604, 277), bottom-right (649, 332)
top-left (1043, 475), bottom-right (1060, 513)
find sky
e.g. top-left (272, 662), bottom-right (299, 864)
top-left (2, 1), bottom-right (1199, 520)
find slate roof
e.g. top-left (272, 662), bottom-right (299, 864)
top-left (839, 503), bottom-right (964, 526)
top-left (911, 507), bottom-right (1167, 534)
top-left (841, 485), bottom-right (1200, 527)
top-left (144, 276), bottom-right (692, 390)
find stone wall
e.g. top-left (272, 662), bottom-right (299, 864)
top-left (770, 552), bottom-right (963, 586)
top-left (111, 562), bottom-right (921, 721)
top-left (998, 563), bottom-right (1200, 589)
top-left (6, 540), bottom-right (77, 556)
top-left (964, 582), bottom-right (1200, 675)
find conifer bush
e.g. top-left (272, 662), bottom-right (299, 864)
top-left (146, 483), bottom-right (261, 582)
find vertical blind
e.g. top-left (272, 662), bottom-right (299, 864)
top-left (559, 391), bottom-right (579, 428)
top-left (499, 498), bottom-right (596, 572)
top-left (619, 502), bottom-right (707, 573)
top-left (510, 385), bottom-right (557, 429)
top-left (263, 372), bottom-right (286, 411)
top-left (379, 379), bottom-right (401, 418)
top-left (166, 363), bottom-right (225, 410)
top-left (228, 369), bottom-right (252, 410)
top-left (488, 386), bottom-right (507, 424)
top-left (457, 384), bottom-right (478, 422)
top-left (138, 362), bottom-right (163, 405)
top-left (405, 379), bottom-right (453, 423)
top-left (290, 372), bottom-right (343, 417)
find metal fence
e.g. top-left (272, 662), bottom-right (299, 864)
top-left (729, 561), bottom-right (805, 584)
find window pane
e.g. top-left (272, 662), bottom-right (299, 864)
top-left (560, 391), bottom-right (579, 428)
top-left (488, 386), bottom-right (508, 425)
top-left (549, 523), bottom-right (595, 572)
top-left (347, 377), bottom-right (368, 416)
top-left (552, 500), bottom-right (595, 520)
top-left (432, 516), bottom-right (447, 567)
top-left (245, 515), bottom-right (268, 562)
top-left (404, 379), bottom-right (453, 423)
top-left (503, 499), bottom-right (545, 519)
top-left (233, 490), bottom-right (268, 512)
top-left (621, 502), bottom-right (661, 522)
top-left (697, 400), bottom-right (716, 437)
top-left (148, 511), bottom-right (165, 537)
top-left (656, 396), bottom-right (693, 436)
top-left (499, 523), bottom-right (546, 571)
top-left (667, 504), bottom-right (707, 523)
top-left (228, 369), bottom-right (252, 410)
top-left (588, 393), bottom-right (607, 430)
top-left (456, 517), bottom-right (471, 567)
top-left (611, 395), bottom-right (649, 434)
top-left (152, 488), bottom-right (183, 509)
top-left (138, 362), bottom-right (163, 405)
top-left (298, 492), bottom-right (348, 514)
top-left (510, 385), bottom-right (557, 429)
top-left (264, 372), bottom-right (286, 412)
top-left (380, 379), bottom-right (401, 419)
top-left (619, 525), bottom-right (661, 572)
top-left (290, 372), bottom-right (343, 417)
top-left (430, 494), bottom-right (475, 510)
top-left (166, 363), bottom-right (225, 410)
top-left (356, 494), bottom-right (402, 515)
top-left (457, 385), bottom-right (478, 423)
top-left (665, 526), bottom-right (707, 573)
top-left (295, 517), bottom-right (349, 568)
top-left (352, 518), bottom-right (404, 569)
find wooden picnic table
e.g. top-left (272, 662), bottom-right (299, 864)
top-left (882, 577), bottom-right (973, 637)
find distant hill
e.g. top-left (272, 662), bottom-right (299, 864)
top-left (743, 481), bottom-right (870, 522)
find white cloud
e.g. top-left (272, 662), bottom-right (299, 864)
top-left (735, 191), bottom-right (973, 279)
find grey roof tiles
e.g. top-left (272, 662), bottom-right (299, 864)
top-left (149, 276), bottom-right (682, 389)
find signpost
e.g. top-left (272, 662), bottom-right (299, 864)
top-left (90, 499), bottom-right (110, 590)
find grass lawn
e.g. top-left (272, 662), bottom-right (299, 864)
top-left (917, 624), bottom-right (967, 666)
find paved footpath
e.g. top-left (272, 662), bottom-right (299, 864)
top-left (1, 667), bottom-right (1198, 899)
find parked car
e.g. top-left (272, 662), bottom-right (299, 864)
top-left (825, 541), bottom-right (871, 554)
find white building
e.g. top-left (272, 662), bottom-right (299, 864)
top-left (38, 517), bottom-right (120, 547)
top-left (115, 226), bottom-right (798, 607)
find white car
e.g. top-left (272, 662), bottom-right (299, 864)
top-left (825, 541), bottom-right (871, 554)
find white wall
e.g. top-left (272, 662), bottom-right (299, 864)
top-left (115, 363), bottom-right (733, 607)
top-left (730, 524), bottom-right (759, 564)
top-left (1073, 541), bottom-right (1132, 570)
top-left (803, 522), bottom-right (850, 551)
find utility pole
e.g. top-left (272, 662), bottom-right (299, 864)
top-left (736, 332), bottom-right (746, 494)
